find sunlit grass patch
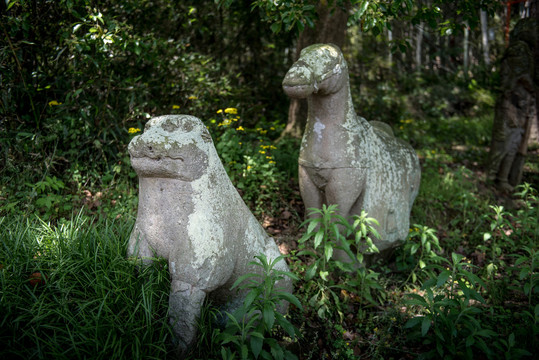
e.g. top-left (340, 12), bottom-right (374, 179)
top-left (0, 214), bottom-right (173, 359)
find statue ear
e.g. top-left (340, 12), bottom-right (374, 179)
top-left (200, 126), bottom-right (213, 143)
top-left (144, 118), bottom-right (159, 131)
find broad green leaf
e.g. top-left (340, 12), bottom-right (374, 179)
top-left (270, 22), bottom-right (281, 33)
top-left (357, 0), bottom-right (369, 18)
top-left (263, 303), bottom-right (275, 329)
top-left (251, 334), bottom-right (263, 359)
top-left (320, 270), bottom-right (329, 281)
top-left (231, 273), bottom-right (259, 290)
top-left (421, 316), bottom-right (431, 336)
top-left (324, 243), bottom-right (333, 261)
top-left (314, 231), bottom-right (324, 249)
top-left (404, 316), bottom-right (423, 328)
top-left (243, 289), bottom-right (259, 309)
top-left (275, 312), bottom-right (296, 337)
top-left (305, 264), bottom-right (317, 281)
top-left (306, 219), bottom-right (318, 235)
top-left (436, 270), bottom-right (451, 287)
top-left (277, 292), bottom-right (303, 310)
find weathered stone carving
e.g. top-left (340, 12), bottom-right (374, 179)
top-left (127, 115), bottom-right (292, 353)
top-left (282, 44), bottom-right (421, 256)
top-left (488, 18), bottom-right (538, 190)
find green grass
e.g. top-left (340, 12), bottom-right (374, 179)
top-left (0, 214), bottom-right (174, 359)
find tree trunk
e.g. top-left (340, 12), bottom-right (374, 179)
top-left (415, 22), bottom-right (423, 72)
top-left (529, 0), bottom-right (539, 145)
top-left (480, 10), bottom-right (490, 66)
top-left (281, 1), bottom-right (351, 138)
top-left (463, 23), bottom-right (469, 70)
top-left (387, 27), bottom-right (393, 66)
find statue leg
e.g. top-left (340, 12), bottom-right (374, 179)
top-left (127, 225), bottom-right (154, 264)
top-left (169, 276), bottom-right (207, 355)
top-left (497, 128), bottom-right (523, 190)
top-left (325, 168), bottom-right (366, 263)
top-left (299, 165), bottom-right (324, 214)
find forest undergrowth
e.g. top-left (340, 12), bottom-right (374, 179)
top-left (2, 1), bottom-right (537, 358)
top-left (1, 109), bottom-right (537, 359)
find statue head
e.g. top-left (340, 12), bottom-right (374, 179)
top-left (283, 43), bottom-right (348, 98)
top-left (128, 115), bottom-right (212, 180)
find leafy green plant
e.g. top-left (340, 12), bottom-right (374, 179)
top-left (297, 205), bottom-right (384, 321)
top-left (397, 225), bottom-right (443, 284)
top-left (509, 246), bottom-right (539, 308)
top-left (513, 183), bottom-right (539, 247)
top-left (218, 254), bottom-right (302, 360)
top-left (209, 108), bottom-right (290, 217)
top-left (27, 175), bottom-right (72, 219)
top-left (404, 252), bottom-right (497, 359)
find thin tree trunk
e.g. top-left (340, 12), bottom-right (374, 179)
top-left (387, 27), bottom-right (393, 66)
top-left (415, 22), bottom-right (423, 72)
top-left (281, 1), bottom-right (351, 138)
top-left (480, 10), bottom-right (490, 65)
top-left (463, 23), bottom-right (469, 70)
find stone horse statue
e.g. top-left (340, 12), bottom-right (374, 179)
top-left (127, 115), bottom-right (292, 354)
top-left (283, 44), bottom-right (421, 256)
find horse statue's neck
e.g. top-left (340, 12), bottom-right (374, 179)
top-left (300, 70), bottom-right (372, 169)
top-left (307, 77), bottom-right (368, 132)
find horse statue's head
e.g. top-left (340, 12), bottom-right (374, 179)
top-left (283, 43), bottom-right (348, 99)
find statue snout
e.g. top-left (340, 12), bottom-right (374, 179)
top-left (129, 137), bottom-right (161, 159)
top-left (282, 62), bottom-right (315, 99)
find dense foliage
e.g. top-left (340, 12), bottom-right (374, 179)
top-left (1, 0), bottom-right (538, 359)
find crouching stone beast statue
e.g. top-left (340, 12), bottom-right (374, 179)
top-left (127, 115), bottom-right (292, 354)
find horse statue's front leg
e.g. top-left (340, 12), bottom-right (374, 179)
top-left (298, 165), bottom-right (325, 212)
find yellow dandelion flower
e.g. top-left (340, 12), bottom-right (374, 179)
top-left (270, 145), bottom-right (277, 150)
top-left (128, 127), bottom-right (141, 134)
top-left (266, 156), bottom-right (272, 159)
top-left (172, 105), bottom-right (180, 109)
top-left (224, 107), bottom-right (238, 114)
top-left (259, 150), bottom-right (266, 154)
top-left (247, 165), bottom-right (252, 170)
top-left (48, 100), bottom-right (62, 106)
top-left (236, 126), bottom-right (245, 131)
top-left (269, 160), bottom-right (276, 164)
top-left (270, 127), bottom-right (275, 130)
top-left (217, 109), bottom-right (223, 114)
top-left (188, 95), bottom-right (198, 100)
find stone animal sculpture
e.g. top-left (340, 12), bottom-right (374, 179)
top-left (282, 43), bottom-right (421, 256)
top-left (127, 115), bottom-right (292, 354)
